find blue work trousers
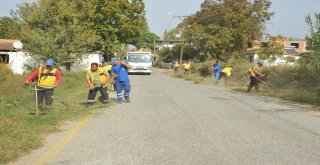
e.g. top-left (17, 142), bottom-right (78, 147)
top-left (116, 80), bottom-right (131, 100)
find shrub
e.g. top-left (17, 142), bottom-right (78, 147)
top-left (192, 61), bottom-right (213, 77)
top-left (0, 64), bottom-right (12, 82)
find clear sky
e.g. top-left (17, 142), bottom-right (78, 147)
top-left (1, 0), bottom-right (320, 39)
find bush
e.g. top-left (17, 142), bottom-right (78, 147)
top-left (0, 64), bottom-right (12, 82)
top-left (192, 61), bottom-right (213, 77)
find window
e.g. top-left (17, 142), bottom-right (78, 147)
top-left (291, 43), bottom-right (299, 49)
top-left (0, 54), bottom-right (9, 64)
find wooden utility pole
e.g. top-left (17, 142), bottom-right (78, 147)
top-left (179, 14), bottom-right (187, 72)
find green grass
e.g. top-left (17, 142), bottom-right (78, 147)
top-left (0, 71), bottom-right (107, 164)
top-left (165, 62), bottom-right (320, 106)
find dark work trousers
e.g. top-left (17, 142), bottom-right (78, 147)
top-left (184, 69), bottom-right (190, 75)
top-left (216, 72), bottom-right (229, 85)
top-left (247, 76), bottom-right (260, 93)
top-left (36, 87), bottom-right (54, 109)
top-left (87, 87), bottom-right (109, 105)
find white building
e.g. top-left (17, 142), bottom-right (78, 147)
top-left (0, 39), bottom-right (36, 74)
top-left (0, 39), bottom-right (104, 74)
top-left (159, 39), bottom-right (182, 49)
top-left (66, 53), bottom-right (104, 72)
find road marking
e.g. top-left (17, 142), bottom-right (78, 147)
top-left (36, 109), bottom-right (97, 165)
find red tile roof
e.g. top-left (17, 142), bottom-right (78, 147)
top-left (0, 39), bottom-right (20, 51)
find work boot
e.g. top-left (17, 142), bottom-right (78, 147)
top-left (87, 104), bottom-right (93, 108)
top-left (116, 98), bottom-right (123, 104)
top-left (125, 98), bottom-right (131, 103)
top-left (46, 106), bottom-right (54, 113)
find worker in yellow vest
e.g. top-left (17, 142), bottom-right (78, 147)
top-left (183, 61), bottom-right (191, 75)
top-left (86, 63), bottom-right (110, 108)
top-left (25, 58), bottom-right (62, 111)
top-left (247, 61), bottom-right (265, 93)
top-left (104, 62), bottom-right (113, 76)
top-left (103, 61), bottom-right (115, 90)
top-left (217, 66), bottom-right (233, 85)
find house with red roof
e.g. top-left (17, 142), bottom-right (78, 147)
top-left (0, 39), bottom-right (35, 74)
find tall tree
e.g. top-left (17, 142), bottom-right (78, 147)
top-left (302, 12), bottom-right (320, 79)
top-left (17, 0), bottom-right (99, 70)
top-left (130, 31), bottom-right (159, 49)
top-left (91, 0), bottom-right (147, 53)
top-left (183, 0), bottom-right (273, 61)
top-left (0, 16), bottom-right (21, 39)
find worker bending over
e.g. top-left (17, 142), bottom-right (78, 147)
top-left (247, 61), bottom-right (265, 93)
top-left (217, 66), bottom-right (233, 85)
top-left (86, 63), bottom-right (110, 108)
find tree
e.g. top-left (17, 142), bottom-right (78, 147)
top-left (91, 0), bottom-right (147, 53)
top-left (182, 0), bottom-right (273, 61)
top-left (301, 12), bottom-right (320, 80)
top-left (130, 31), bottom-right (159, 49)
top-left (258, 36), bottom-right (284, 60)
top-left (0, 16), bottom-right (21, 39)
top-left (163, 28), bottom-right (181, 40)
top-left (158, 44), bottom-right (198, 62)
top-left (14, 0), bottom-right (147, 70)
top-left (16, 0), bottom-right (99, 70)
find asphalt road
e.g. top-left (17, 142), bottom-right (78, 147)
top-left (14, 68), bottom-right (320, 165)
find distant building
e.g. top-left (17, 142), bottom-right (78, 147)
top-left (0, 39), bottom-right (35, 74)
top-left (247, 37), bottom-right (307, 55)
top-left (68, 52), bottom-right (104, 72)
top-left (0, 39), bottom-right (105, 74)
top-left (283, 39), bottom-right (307, 54)
top-left (159, 39), bottom-right (182, 49)
top-left (246, 36), bottom-right (306, 66)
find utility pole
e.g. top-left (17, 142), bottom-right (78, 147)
top-left (168, 12), bottom-right (187, 72)
top-left (153, 38), bottom-right (156, 54)
top-left (179, 14), bottom-right (187, 72)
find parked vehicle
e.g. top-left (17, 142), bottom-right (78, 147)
top-left (126, 51), bottom-right (153, 75)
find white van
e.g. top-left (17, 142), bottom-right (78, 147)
top-left (126, 51), bottom-right (152, 75)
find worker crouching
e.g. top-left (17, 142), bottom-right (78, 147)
top-left (86, 63), bottom-right (110, 108)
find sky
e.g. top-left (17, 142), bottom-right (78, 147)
top-left (0, 0), bottom-right (319, 39)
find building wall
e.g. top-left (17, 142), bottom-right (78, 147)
top-left (6, 52), bottom-right (103, 74)
top-left (283, 41), bottom-right (307, 54)
top-left (8, 51), bottom-right (36, 74)
top-left (68, 53), bottom-right (103, 72)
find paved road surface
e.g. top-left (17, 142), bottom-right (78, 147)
top-left (14, 68), bottom-right (320, 165)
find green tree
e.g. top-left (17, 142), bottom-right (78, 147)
top-left (163, 28), bottom-right (180, 40)
top-left (14, 0), bottom-right (147, 70)
top-left (0, 16), bottom-right (21, 39)
top-left (183, 0), bottom-right (273, 61)
top-left (258, 36), bottom-right (284, 60)
top-left (16, 0), bottom-right (99, 70)
top-left (301, 12), bottom-right (320, 80)
top-left (158, 44), bottom-right (197, 62)
top-left (91, 0), bottom-right (147, 53)
top-left (130, 31), bottom-right (159, 49)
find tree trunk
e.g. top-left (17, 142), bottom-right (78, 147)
top-left (65, 62), bottom-right (71, 72)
